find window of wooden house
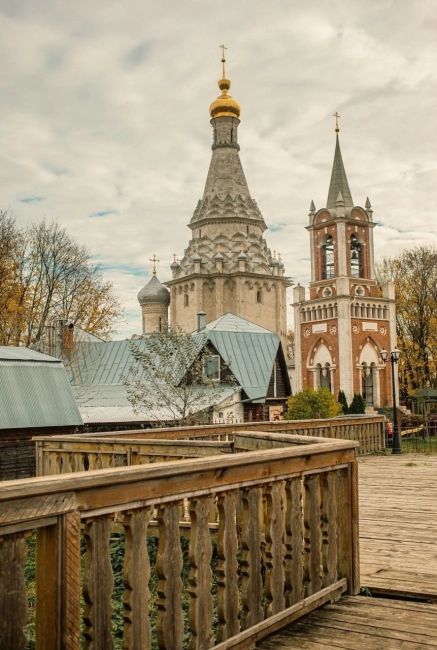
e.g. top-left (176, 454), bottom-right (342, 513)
top-left (203, 355), bottom-right (220, 381)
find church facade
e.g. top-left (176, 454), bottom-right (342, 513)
top-left (292, 127), bottom-right (397, 407)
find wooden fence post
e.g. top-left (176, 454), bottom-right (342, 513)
top-left (36, 511), bottom-right (81, 649)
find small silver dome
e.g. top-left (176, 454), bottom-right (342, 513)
top-left (137, 275), bottom-right (170, 306)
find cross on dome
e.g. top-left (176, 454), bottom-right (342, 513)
top-left (149, 254), bottom-right (159, 276)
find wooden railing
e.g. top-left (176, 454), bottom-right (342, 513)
top-left (79, 415), bottom-right (384, 456)
top-left (34, 416), bottom-right (384, 477)
top-left (0, 433), bottom-right (359, 649)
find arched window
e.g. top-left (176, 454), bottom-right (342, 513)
top-left (350, 235), bottom-right (362, 278)
top-left (256, 290), bottom-right (262, 304)
top-left (317, 363), bottom-right (331, 391)
top-left (184, 293), bottom-right (189, 307)
top-left (322, 236), bottom-right (334, 279)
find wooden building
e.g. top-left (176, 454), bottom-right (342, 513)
top-left (0, 347), bottom-right (82, 479)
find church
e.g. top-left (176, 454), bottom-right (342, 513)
top-left (137, 54), bottom-right (397, 409)
top-left (137, 52), bottom-right (290, 351)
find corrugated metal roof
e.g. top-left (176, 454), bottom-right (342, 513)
top-left (0, 347), bottom-right (83, 429)
top-left (73, 383), bottom-right (237, 423)
top-left (64, 313), bottom-right (279, 406)
top-left (0, 346), bottom-right (60, 363)
top-left (65, 339), bottom-right (150, 385)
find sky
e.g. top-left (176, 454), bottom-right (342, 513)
top-left (1, 0), bottom-right (436, 339)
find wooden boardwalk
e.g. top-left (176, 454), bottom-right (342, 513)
top-left (359, 454), bottom-right (437, 600)
top-left (259, 454), bottom-right (437, 648)
top-left (258, 596), bottom-right (437, 648)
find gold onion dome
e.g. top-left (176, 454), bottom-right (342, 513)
top-left (209, 76), bottom-right (241, 119)
top-left (209, 47), bottom-right (241, 119)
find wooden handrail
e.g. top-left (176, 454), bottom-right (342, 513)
top-left (33, 416), bottom-right (384, 479)
top-left (0, 434), bottom-right (359, 649)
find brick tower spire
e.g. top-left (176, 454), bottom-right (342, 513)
top-left (293, 123), bottom-right (397, 407)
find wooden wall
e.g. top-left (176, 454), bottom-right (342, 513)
top-left (0, 426), bottom-right (78, 480)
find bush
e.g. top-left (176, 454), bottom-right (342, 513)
top-left (285, 388), bottom-right (342, 420)
top-left (349, 393), bottom-right (366, 414)
top-left (338, 390), bottom-right (349, 414)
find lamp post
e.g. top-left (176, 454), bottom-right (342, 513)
top-left (380, 348), bottom-right (401, 454)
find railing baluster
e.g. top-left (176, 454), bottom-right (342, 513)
top-left (83, 517), bottom-right (114, 650)
top-left (284, 476), bottom-right (304, 606)
top-left (320, 471), bottom-right (338, 588)
top-left (121, 508), bottom-right (153, 650)
top-left (188, 496), bottom-right (213, 649)
top-left (156, 503), bottom-right (184, 650)
top-left (0, 533), bottom-right (27, 650)
top-left (263, 481), bottom-right (285, 617)
top-left (240, 486), bottom-right (263, 629)
top-left (303, 474), bottom-right (321, 597)
top-left (216, 491), bottom-right (239, 641)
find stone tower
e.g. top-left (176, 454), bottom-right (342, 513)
top-left (137, 263), bottom-right (170, 334)
top-left (166, 54), bottom-right (290, 345)
top-left (293, 124), bottom-right (397, 406)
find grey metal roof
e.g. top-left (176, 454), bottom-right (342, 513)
top-left (326, 135), bottom-right (354, 209)
top-left (204, 312), bottom-right (273, 334)
top-left (73, 383), bottom-right (238, 423)
top-left (0, 347), bottom-right (83, 429)
top-left (0, 346), bottom-right (59, 363)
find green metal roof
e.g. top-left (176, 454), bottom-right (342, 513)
top-left (194, 313), bottom-right (280, 401)
top-left (0, 347), bottom-right (83, 429)
top-left (64, 313), bottom-right (281, 408)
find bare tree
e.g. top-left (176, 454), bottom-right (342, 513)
top-left (124, 328), bottom-right (234, 425)
top-left (0, 215), bottom-right (122, 346)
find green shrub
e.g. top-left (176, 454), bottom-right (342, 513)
top-left (285, 388), bottom-right (342, 420)
top-left (349, 393), bottom-right (366, 414)
top-left (337, 390), bottom-right (349, 414)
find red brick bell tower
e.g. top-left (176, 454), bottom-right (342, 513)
top-left (293, 119), bottom-right (397, 407)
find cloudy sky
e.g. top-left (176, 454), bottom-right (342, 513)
top-left (1, 0), bottom-right (436, 338)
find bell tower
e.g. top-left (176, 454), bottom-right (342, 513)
top-left (293, 118), bottom-right (397, 407)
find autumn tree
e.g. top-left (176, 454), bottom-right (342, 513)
top-left (0, 214), bottom-right (122, 346)
top-left (124, 328), bottom-right (234, 425)
top-left (284, 388), bottom-right (342, 420)
top-left (0, 211), bottom-right (22, 344)
top-left (376, 246), bottom-right (437, 397)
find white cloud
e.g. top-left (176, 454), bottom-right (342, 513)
top-left (0, 0), bottom-right (436, 338)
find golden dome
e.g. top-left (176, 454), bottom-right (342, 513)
top-left (209, 76), bottom-right (241, 119)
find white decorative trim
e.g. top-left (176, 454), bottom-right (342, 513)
top-left (362, 322), bottom-right (378, 331)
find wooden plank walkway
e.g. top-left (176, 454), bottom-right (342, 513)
top-left (259, 455), bottom-right (437, 648)
top-left (359, 454), bottom-right (437, 600)
top-left (258, 596), bottom-right (437, 648)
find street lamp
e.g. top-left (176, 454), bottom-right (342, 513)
top-left (380, 348), bottom-right (401, 454)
